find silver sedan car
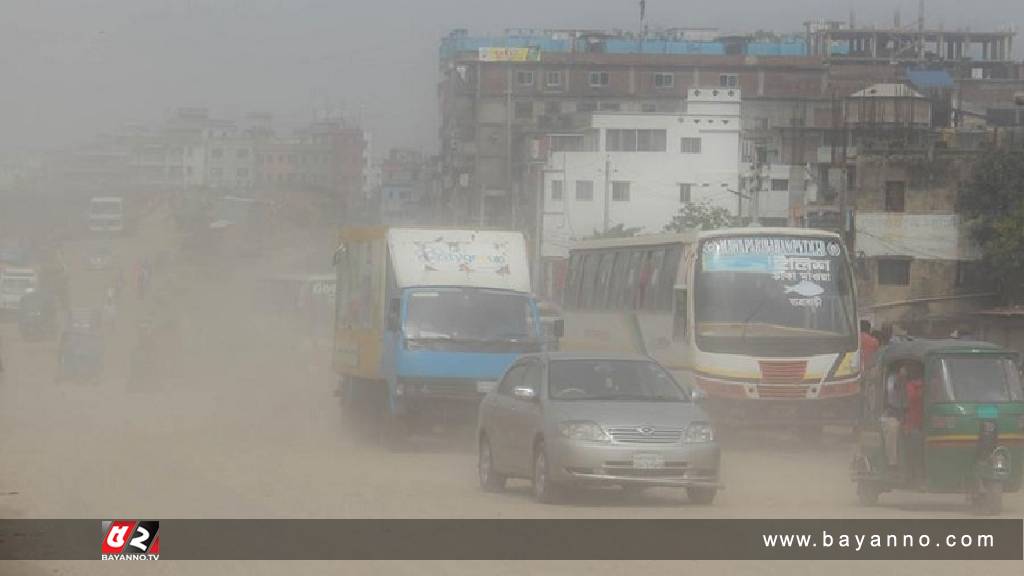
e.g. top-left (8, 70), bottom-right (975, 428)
top-left (477, 352), bottom-right (722, 504)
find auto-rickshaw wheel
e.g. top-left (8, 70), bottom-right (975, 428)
top-left (972, 480), bottom-right (1003, 515)
top-left (856, 481), bottom-right (881, 506)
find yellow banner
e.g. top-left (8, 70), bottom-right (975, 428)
top-left (478, 47), bottom-right (540, 62)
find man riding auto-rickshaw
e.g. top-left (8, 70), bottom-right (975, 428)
top-left (852, 339), bottom-right (1024, 514)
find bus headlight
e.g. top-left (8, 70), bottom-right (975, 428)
top-left (684, 422), bottom-right (714, 443)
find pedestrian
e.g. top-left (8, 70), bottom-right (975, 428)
top-left (860, 320), bottom-right (880, 370)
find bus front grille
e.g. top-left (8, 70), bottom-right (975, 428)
top-left (758, 360), bottom-right (807, 385)
top-left (756, 385), bottom-right (809, 399)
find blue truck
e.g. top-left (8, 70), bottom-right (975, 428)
top-left (333, 227), bottom-right (557, 447)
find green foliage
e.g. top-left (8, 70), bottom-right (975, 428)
top-left (663, 200), bottom-right (739, 232)
top-left (589, 223), bottom-right (642, 239)
top-left (961, 149), bottom-right (1024, 303)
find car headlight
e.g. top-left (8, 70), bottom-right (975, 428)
top-left (684, 422), bottom-right (714, 443)
top-left (558, 421), bottom-right (609, 442)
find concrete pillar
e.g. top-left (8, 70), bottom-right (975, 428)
top-left (983, 41), bottom-right (988, 61)
top-left (872, 34), bottom-right (878, 58)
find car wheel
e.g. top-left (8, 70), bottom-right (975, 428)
top-left (686, 486), bottom-right (717, 505)
top-left (532, 442), bottom-right (562, 504)
top-left (856, 481), bottom-right (881, 506)
top-left (478, 435), bottom-right (506, 492)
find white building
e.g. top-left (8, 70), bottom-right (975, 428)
top-left (541, 88), bottom-right (741, 258)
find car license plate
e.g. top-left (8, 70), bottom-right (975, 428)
top-left (633, 453), bottom-right (665, 469)
top-left (476, 381), bottom-right (497, 394)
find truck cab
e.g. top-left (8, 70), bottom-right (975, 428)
top-left (334, 227), bottom-right (549, 444)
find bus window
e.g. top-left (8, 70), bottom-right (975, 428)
top-left (565, 254), bottom-right (581, 308)
top-left (609, 250), bottom-right (631, 309)
top-left (626, 250), bottom-right (644, 309)
top-left (641, 249), bottom-right (665, 310)
top-left (580, 253), bottom-right (601, 309)
top-left (658, 245), bottom-right (684, 310)
top-left (595, 252), bottom-right (616, 308)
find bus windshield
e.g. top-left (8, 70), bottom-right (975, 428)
top-left (694, 235), bottom-right (856, 356)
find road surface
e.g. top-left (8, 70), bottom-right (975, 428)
top-left (1, 204), bottom-right (1020, 575)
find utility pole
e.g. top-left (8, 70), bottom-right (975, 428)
top-left (603, 155), bottom-right (611, 233)
top-left (505, 29), bottom-right (513, 230)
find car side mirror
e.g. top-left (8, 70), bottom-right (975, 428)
top-left (387, 299), bottom-right (400, 332)
top-left (553, 318), bottom-right (564, 339)
top-left (513, 386), bottom-right (538, 401)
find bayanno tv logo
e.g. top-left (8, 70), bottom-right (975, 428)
top-left (101, 520), bottom-right (160, 560)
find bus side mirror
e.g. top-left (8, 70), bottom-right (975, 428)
top-left (553, 318), bottom-right (564, 339)
top-left (387, 299), bottom-right (400, 332)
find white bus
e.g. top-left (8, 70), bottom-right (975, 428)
top-left (559, 227), bottom-right (861, 428)
top-left (88, 197), bottom-right (124, 233)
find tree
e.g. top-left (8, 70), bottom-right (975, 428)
top-left (959, 148), bottom-right (1024, 304)
top-left (589, 223), bottom-right (642, 239)
top-left (663, 200), bottom-right (739, 232)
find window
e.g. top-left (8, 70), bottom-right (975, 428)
top-left (514, 101), bottom-right (533, 120)
top-left (679, 183), bottom-right (692, 203)
top-left (211, 148), bottom-right (223, 159)
top-left (599, 101), bottom-right (621, 111)
top-left (237, 148), bottom-right (249, 159)
top-left (237, 167), bottom-right (249, 178)
top-left (516, 70), bottom-right (534, 86)
top-left (550, 180), bottom-right (564, 201)
top-left (641, 103), bottom-right (657, 113)
top-left (771, 179), bottom-right (789, 192)
top-left (210, 167), bottom-right (222, 178)
top-left (612, 181), bottom-right (630, 202)
top-left (885, 181), bottom-right (906, 212)
top-left (654, 73), bottom-right (674, 88)
top-left (498, 364), bottom-right (527, 395)
top-left (544, 101), bottom-right (560, 115)
top-left (607, 129), bottom-right (666, 152)
top-left (877, 259), bottom-right (911, 286)
top-left (719, 74), bottom-right (738, 87)
top-left (550, 135), bottom-right (584, 152)
top-left (589, 71), bottom-right (609, 87)
top-left (575, 180), bottom-right (594, 201)
top-left (545, 70), bottom-right (562, 87)
top-left (577, 101), bottom-right (598, 112)
top-left (680, 137), bottom-right (702, 154)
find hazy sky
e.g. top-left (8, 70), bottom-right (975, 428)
top-left (1, 0), bottom-right (1020, 156)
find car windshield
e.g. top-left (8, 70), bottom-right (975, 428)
top-left (936, 356), bottom-right (1024, 403)
top-left (548, 359), bottom-right (688, 402)
top-left (403, 288), bottom-right (535, 342)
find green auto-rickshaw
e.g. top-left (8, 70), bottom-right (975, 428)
top-left (852, 339), bottom-right (1024, 514)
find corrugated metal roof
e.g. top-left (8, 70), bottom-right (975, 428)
top-left (849, 83), bottom-right (924, 99)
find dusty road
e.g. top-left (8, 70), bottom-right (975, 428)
top-left (1, 205), bottom-right (1021, 575)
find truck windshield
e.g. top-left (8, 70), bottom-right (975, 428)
top-left (694, 235), bottom-right (856, 356)
top-left (2, 277), bottom-right (35, 295)
top-left (404, 288), bottom-right (535, 342)
top-left (936, 356), bottom-right (1023, 403)
top-left (548, 359), bottom-right (688, 402)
